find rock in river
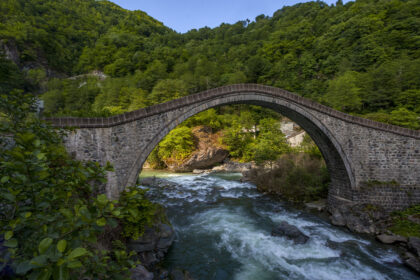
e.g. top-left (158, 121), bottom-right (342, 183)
top-left (271, 221), bottom-right (309, 244)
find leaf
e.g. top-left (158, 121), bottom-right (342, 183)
top-left (36, 153), bottom-right (46, 160)
top-left (66, 260), bottom-right (82, 269)
top-left (53, 265), bottom-right (69, 280)
top-left (33, 139), bottom-right (41, 147)
top-left (59, 209), bottom-right (73, 219)
top-left (5, 231), bottom-right (13, 240)
top-left (16, 261), bottom-right (35, 274)
top-left (67, 247), bottom-right (88, 260)
top-left (1, 176), bottom-right (9, 183)
top-left (30, 255), bottom-right (47, 266)
top-left (111, 210), bottom-right (121, 217)
top-left (57, 240), bottom-right (67, 253)
top-left (129, 209), bottom-right (139, 218)
top-left (4, 238), bottom-right (18, 248)
top-left (2, 192), bottom-right (15, 202)
top-left (37, 269), bottom-right (52, 280)
top-left (96, 217), bottom-right (106, 227)
top-left (96, 194), bottom-right (108, 206)
top-left (38, 238), bottom-right (53, 254)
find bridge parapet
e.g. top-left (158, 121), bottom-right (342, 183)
top-left (44, 84), bottom-right (420, 140)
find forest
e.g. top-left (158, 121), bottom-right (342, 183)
top-left (0, 0), bottom-right (418, 124)
top-left (1, 0), bottom-right (420, 278)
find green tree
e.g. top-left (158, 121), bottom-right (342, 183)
top-left (149, 79), bottom-right (188, 104)
top-left (389, 108), bottom-right (420, 130)
top-left (157, 127), bottom-right (195, 163)
top-left (251, 118), bottom-right (291, 167)
top-left (323, 71), bottom-right (362, 112)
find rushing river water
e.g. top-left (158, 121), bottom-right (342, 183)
top-left (139, 170), bottom-right (419, 280)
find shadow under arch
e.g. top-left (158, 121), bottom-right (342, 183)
top-left (126, 92), bottom-right (356, 201)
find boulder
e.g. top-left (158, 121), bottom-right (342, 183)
top-left (376, 234), bottom-right (407, 244)
top-left (131, 265), bottom-right (153, 280)
top-left (330, 210), bottom-right (346, 226)
top-left (305, 199), bottom-right (326, 212)
top-left (212, 160), bottom-right (255, 173)
top-left (167, 126), bottom-right (229, 172)
top-left (271, 221), bottom-right (309, 244)
top-left (329, 203), bottom-right (389, 234)
top-left (403, 252), bottom-right (420, 275)
top-left (128, 222), bottom-right (175, 268)
top-left (177, 147), bottom-right (228, 171)
top-left (408, 237), bottom-right (420, 257)
top-left (170, 269), bottom-right (194, 280)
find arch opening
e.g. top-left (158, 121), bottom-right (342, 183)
top-left (127, 92), bottom-right (355, 202)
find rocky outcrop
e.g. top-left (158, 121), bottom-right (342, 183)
top-left (376, 234), bottom-right (407, 244)
top-left (329, 203), bottom-right (389, 235)
top-left (329, 203), bottom-right (420, 275)
top-left (126, 203), bottom-right (176, 279)
top-left (131, 265), bottom-right (154, 280)
top-left (128, 222), bottom-right (175, 269)
top-left (404, 237), bottom-right (420, 274)
top-left (166, 126), bottom-right (228, 172)
top-left (271, 221), bottom-right (309, 244)
top-left (403, 252), bottom-right (420, 274)
top-left (408, 237), bottom-right (420, 256)
top-left (179, 147), bottom-right (228, 171)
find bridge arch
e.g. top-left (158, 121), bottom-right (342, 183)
top-left (49, 84), bottom-right (420, 209)
top-left (126, 91), bottom-right (355, 201)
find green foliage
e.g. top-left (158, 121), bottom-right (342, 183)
top-left (114, 187), bottom-right (156, 240)
top-left (389, 205), bottom-right (420, 238)
top-left (299, 134), bottom-right (322, 159)
top-left (149, 79), bottom-right (188, 104)
top-left (0, 0), bottom-right (168, 75)
top-left (323, 71), bottom-right (362, 112)
top-left (389, 107), bottom-right (420, 130)
top-left (182, 108), bottom-right (226, 130)
top-left (1, 0), bottom-right (414, 129)
top-left (249, 153), bottom-right (330, 203)
top-left (0, 91), bottom-right (156, 279)
top-left (250, 119), bottom-right (291, 166)
top-left (222, 121), bottom-right (254, 161)
top-left (157, 127), bottom-right (196, 163)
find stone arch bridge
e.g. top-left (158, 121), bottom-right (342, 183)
top-left (46, 84), bottom-right (420, 210)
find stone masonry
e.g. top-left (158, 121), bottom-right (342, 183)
top-left (45, 84), bottom-right (420, 210)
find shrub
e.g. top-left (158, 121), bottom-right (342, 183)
top-left (248, 153), bottom-right (330, 203)
top-left (0, 91), bottom-right (156, 279)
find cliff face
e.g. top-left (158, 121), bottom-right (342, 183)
top-left (165, 126), bottom-right (228, 172)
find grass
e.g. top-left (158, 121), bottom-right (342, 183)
top-left (389, 205), bottom-right (420, 237)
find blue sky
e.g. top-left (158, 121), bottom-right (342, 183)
top-left (111, 0), bottom-right (350, 33)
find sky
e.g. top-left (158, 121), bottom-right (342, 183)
top-left (111, 0), bottom-right (350, 33)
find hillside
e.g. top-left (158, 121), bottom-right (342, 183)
top-left (1, 0), bottom-right (419, 129)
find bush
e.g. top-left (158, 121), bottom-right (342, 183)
top-left (248, 153), bottom-right (330, 203)
top-left (0, 91), bottom-right (156, 279)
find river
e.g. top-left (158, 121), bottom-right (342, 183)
top-left (139, 170), bottom-right (419, 280)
